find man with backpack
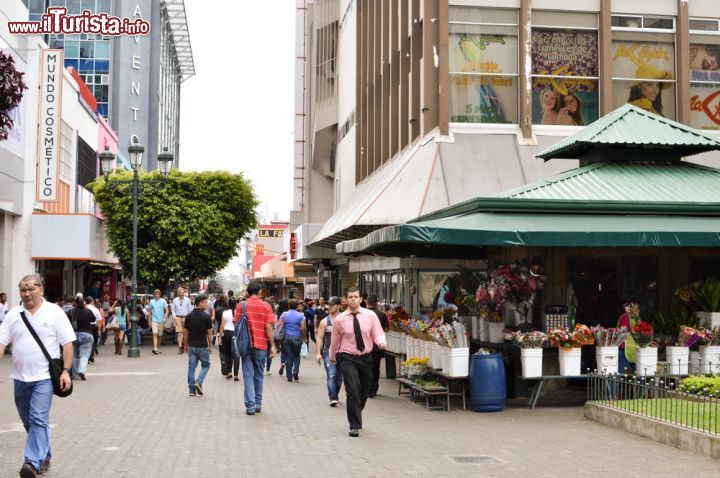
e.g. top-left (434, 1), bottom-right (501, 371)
top-left (235, 281), bottom-right (276, 415)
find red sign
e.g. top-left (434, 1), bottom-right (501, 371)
top-left (255, 244), bottom-right (265, 255)
top-left (289, 232), bottom-right (297, 260)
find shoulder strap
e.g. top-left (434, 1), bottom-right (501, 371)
top-left (20, 311), bottom-right (53, 363)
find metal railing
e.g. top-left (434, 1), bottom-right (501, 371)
top-left (587, 372), bottom-right (719, 436)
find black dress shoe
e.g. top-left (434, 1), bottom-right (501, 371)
top-left (79, 373), bottom-right (86, 381)
top-left (348, 428), bottom-right (359, 437)
top-left (20, 462), bottom-right (37, 478)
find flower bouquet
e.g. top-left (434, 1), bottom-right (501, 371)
top-left (632, 322), bottom-right (658, 376)
top-left (695, 327), bottom-right (720, 374)
top-left (631, 321), bottom-right (655, 348)
top-left (592, 327), bottom-right (628, 347)
top-left (593, 326), bottom-right (627, 374)
top-left (547, 327), bottom-right (577, 349)
top-left (574, 324), bottom-right (595, 347)
top-left (511, 330), bottom-right (547, 348)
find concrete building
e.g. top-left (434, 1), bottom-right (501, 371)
top-left (1, 0), bottom-right (120, 303)
top-left (289, 0), bottom-right (720, 304)
top-left (24, 0), bottom-right (194, 170)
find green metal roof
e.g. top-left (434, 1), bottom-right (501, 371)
top-left (497, 161), bottom-right (720, 202)
top-left (537, 104), bottom-right (720, 160)
top-left (412, 161), bottom-right (720, 222)
top-left (335, 213), bottom-right (720, 255)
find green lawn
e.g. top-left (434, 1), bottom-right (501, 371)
top-left (596, 398), bottom-right (720, 434)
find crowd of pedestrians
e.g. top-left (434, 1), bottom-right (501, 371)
top-left (0, 277), bottom-right (389, 476)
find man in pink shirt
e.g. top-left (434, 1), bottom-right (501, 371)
top-left (329, 287), bottom-right (386, 437)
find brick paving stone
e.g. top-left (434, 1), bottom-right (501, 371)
top-left (0, 339), bottom-right (717, 477)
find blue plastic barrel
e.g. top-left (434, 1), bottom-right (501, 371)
top-left (470, 353), bottom-right (506, 412)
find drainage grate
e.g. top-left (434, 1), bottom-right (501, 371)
top-left (449, 456), bottom-right (500, 464)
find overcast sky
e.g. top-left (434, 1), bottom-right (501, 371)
top-left (178, 1), bottom-right (295, 223)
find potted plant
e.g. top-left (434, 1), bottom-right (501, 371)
top-left (696, 327), bottom-right (720, 374)
top-left (592, 326), bottom-right (628, 374)
top-left (666, 325), bottom-right (696, 375)
top-left (695, 279), bottom-right (720, 329)
top-left (490, 262), bottom-right (545, 327)
top-left (548, 325), bottom-right (593, 376)
top-left (632, 321), bottom-right (658, 376)
top-left (512, 330), bottom-right (546, 377)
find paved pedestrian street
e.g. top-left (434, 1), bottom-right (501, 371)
top-left (0, 341), bottom-right (717, 478)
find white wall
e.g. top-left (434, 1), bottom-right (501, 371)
top-left (333, 0), bottom-right (357, 210)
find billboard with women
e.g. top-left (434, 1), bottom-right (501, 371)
top-left (531, 30), bottom-right (599, 126)
top-left (611, 40), bottom-right (675, 118)
top-left (689, 44), bottom-right (720, 130)
top-left (449, 32), bottom-right (518, 124)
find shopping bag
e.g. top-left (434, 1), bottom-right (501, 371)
top-left (300, 342), bottom-right (308, 358)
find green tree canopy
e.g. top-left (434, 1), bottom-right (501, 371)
top-left (91, 169), bottom-right (258, 290)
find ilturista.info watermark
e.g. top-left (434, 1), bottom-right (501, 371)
top-left (8, 7), bottom-right (150, 36)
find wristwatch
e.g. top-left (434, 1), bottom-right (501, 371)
top-left (63, 368), bottom-right (72, 373)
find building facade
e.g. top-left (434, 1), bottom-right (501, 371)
top-left (24, 0), bottom-right (194, 170)
top-left (289, 0), bottom-right (720, 303)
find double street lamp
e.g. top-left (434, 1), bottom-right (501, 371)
top-left (99, 137), bottom-right (173, 358)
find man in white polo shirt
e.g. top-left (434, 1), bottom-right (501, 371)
top-left (0, 274), bottom-right (76, 477)
top-left (172, 287), bottom-right (192, 354)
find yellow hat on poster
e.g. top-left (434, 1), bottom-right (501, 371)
top-left (631, 64), bottom-right (673, 89)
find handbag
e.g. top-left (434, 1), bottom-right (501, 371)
top-left (273, 320), bottom-right (285, 342)
top-left (20, 312), bottom-right (73, 398)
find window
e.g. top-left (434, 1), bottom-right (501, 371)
top-left (612, 16), bottom-right (676, 119)
top-left (76, 137), bottom-right (97, 188)
top-left (689, 20), bottom-right (720, 130)
top-left (531, 12), bottom-right (599, 126)
top-left (60, 121), bottom-right (74, 181)
top-left (449, 7), bottom-right (518, 124)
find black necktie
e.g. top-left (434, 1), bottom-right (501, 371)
top-left (352, 312), bottom-right (365, 352)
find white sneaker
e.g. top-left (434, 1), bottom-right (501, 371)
top-left (329, 400), bottom-right (338, 407)
top-left (265, 371), bottom-right (272, 376)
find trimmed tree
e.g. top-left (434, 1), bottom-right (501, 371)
top-left (91, 169), bottom-right (258, 291)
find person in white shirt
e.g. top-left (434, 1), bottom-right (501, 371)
top-left (0, 292), bottom-right (8, 325)
top-left (172, 287), bottom-right (192, 354)
top-left (0, 274), bottom-right (76, 477)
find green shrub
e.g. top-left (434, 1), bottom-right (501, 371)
top-left (679, 375), bottom-right (720, 397)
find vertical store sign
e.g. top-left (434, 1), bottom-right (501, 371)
top-left (36, 49), bottom-right (63, 203)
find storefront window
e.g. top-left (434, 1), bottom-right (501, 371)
top-left (611, 25), bottom-right (676, 119)
top-left (389, 272), bottom-right (404, 307)
top-left (690, 43), bottom-right (720, 130)
top-left (449, 8), bottom-right (518, 124)
top-left (531, 29), bottom-right (599, 126)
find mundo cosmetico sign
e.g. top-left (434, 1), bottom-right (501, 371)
top-left (36, 49), bottom-right (63, 202)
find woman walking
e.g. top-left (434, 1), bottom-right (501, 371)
top-left (276, 298), bottom-right (289, 375)
top-left (112, 299), bottom-right (128, 355)
top-left (218, 295), bottom-right (240, 381)
top-left (279, 299), bottom-right (306, 382)
top-left (68, 296), bottom-right (95, 380)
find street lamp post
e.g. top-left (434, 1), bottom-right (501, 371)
top-left (99, 138), bottom-right (174, 358)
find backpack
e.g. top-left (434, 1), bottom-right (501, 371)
top-left (232, 301), bottom-right (253, 358)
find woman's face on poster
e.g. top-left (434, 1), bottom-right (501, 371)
top-left (541, 89), bottom-right (557, 110)
top-left (691, 45), bottom-right (719, 71)
top-left (640, 82), bottom-right (660, 101)
top-left (563, 94), bottom-right (578, 113)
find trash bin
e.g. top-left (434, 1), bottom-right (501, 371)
top-left (470, 353), bottom-right (506, 412)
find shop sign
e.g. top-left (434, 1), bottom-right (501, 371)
top-left (689, 44), bottom-right (720, 130)
top-left (289, 232), bottom-right (297, 260)
top-left (255, 244), bottom-right (265, 255)
top-left (258, 228), bottom-right (285, 238)
top-left (37, 49), bottom-right (63, 203)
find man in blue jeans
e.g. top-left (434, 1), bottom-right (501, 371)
top-left (315, 296), bottom-right (343, 406)
top-left (237, 281), bottom-right (276, 415)
top-left (183, 294), bottom-right (212, 397)
top-left (0, 274), bottom-right (75, 477)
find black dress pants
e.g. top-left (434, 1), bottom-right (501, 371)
top-left (369, 348), bottom-right (383, 395)
top-left (337, 352), bottom-right (373, 430)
